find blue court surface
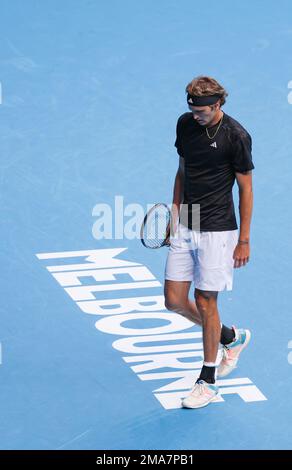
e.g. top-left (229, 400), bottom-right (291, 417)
top-left (1, 0), bottom-right (292, 450)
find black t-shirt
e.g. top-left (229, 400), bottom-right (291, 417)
top-left (175, 112), bottom-right (254, 231)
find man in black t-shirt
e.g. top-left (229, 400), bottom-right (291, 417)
top-left (164, 76), bottom-right (254, 409)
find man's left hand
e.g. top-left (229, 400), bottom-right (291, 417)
top-left (233, 242), bottom-right (250, 268)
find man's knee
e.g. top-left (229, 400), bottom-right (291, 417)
top-left (164, 290), bottom-right (186, 312)
top-left (195, 288), bottom-right (218, 313)
top-left (164, 294), bottom-right (181, 312)
top-left (164, 280), bottom-right (190, 312)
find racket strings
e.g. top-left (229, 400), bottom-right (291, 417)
top-left (141, 205), bottom-right (171, 248)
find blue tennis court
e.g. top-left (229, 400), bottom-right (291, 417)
top-left (1, 0), bottom-right (292, 450)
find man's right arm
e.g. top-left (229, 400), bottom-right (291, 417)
top-left (171, 156), bottom-right (184, 232)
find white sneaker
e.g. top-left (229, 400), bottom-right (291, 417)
top-left (182, 380), bottom-right (219, 409)
top-left (217, 327), bottom-right (251, 378)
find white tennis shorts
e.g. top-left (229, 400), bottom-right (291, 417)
top-left (165, 223), bottom-right (238, 291)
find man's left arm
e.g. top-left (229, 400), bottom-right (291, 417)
top-left (233, 171), bottom-right (253, 268)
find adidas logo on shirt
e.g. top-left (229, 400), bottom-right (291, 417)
top-left (210, 142), bottom-right (217, 148)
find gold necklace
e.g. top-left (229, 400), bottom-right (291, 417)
top-left (205, 114), bottom-right (223, 140)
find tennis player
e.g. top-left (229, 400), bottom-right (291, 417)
top-left (164, 76), bottom-right (254, 409)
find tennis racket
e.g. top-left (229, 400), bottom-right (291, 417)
top-left (140, 203), bottom-right (171, 249)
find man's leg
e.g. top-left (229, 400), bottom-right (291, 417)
top-left (164, 280), bottom-right (202, 325)
top-left (164, 280), bottom-right (234, 345)
top-left (194, 289), bottom-right (220, 367)
top-left (181, 288), bottom-right (220, 409)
